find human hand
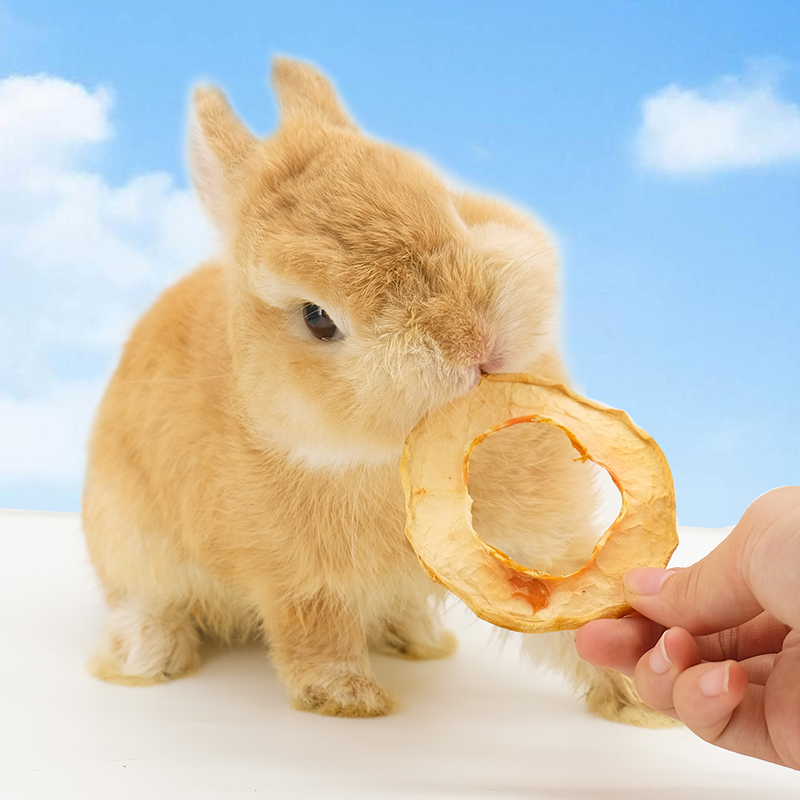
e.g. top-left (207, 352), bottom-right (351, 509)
top-left (576, 485), bottom-right (800, 769)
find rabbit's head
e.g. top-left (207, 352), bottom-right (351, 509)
top-left (190, 58), bottom-right (560, 469)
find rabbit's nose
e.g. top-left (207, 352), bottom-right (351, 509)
top-left (468, 330), bottom-right (505, 374)
top-left (469, 328), bottom-right (504, 374)
top-left (435, 313), bottom-right (500, 371)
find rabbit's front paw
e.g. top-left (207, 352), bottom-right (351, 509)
top-left (289, 663), bottom-right (398, 718)
top-left (88, 602), bottom-right (200, 686)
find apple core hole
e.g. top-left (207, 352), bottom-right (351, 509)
top-left (466, 417), bottom-right (622, 577)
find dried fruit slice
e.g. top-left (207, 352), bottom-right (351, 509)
top-left (400, 373), bottom-right (678, 633)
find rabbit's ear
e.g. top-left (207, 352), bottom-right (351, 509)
top-left (271, 57), bottom-right (355, 130)
top-left (188, 86), bottom-right (256, 230)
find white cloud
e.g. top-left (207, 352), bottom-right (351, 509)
top-left (0, 75), bottom-right (112, 170)
top-left (636, 65), bottom-right (800, 175)
top-left (0, 74), bottom-right (215, 495)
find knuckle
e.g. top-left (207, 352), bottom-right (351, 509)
top-left (715, 625), bottom-right (740, 660)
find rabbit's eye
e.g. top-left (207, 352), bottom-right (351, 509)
top-left (303, 303), bottom-right (340, 341)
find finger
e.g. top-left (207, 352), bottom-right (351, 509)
top-left (738, 654), bottom-right (776, 687)
top-left (625, 486), bottom-right (800, 634)
top-left (695, 612), bottom-right (791, 663)
top-left (744, 487), bottom-right (800, 630)
top-left (624, 548), bottom-right (760, 635)
top-left (633, 627), bottom-right (700, 717)
top-left (575, 615), bottom-right (664, 677)
top-left (671, 661), bottom-right (786, 766)
top-left (764, 632), bottom-right (800, 769)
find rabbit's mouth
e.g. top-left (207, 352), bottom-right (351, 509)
top-left (472, 358), bottom-right (504, 386)
top-left (478, 349), bottom-right (507, 375)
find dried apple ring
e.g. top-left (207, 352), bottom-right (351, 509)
top-left (400, 373), bottom-right (678, 633)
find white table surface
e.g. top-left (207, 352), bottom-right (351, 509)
top-left (1, 509), bottom-right (798, 799)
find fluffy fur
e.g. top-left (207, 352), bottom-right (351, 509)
top-left (82, 58), bottom-right (671, 725)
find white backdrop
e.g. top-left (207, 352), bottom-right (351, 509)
top-left (1, 510), bottom-right (798, 799)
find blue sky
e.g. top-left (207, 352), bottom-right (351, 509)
top-left (1, 1), bottom-right (798, 526)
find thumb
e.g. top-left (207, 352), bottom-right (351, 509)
top-left (624, 487), bottom-right (800, 635)
top-left (624, 544), bottom-right (761, 636)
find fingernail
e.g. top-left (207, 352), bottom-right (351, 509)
top-left (649, 631), bottom-right (672, 675)
top-left (625, 567), bottom-right (677, 596)
top-left (699, 663), bottom-right (731, 698)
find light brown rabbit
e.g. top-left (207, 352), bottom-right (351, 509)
top-left (82, 58), bottom-right (668, 725)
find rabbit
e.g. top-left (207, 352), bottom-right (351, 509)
top-left (82, 57), bottom-right (670, 726)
